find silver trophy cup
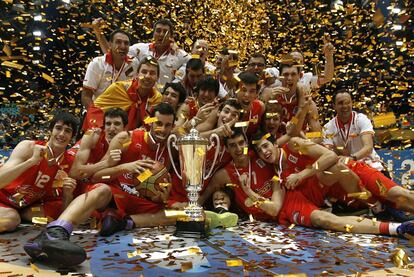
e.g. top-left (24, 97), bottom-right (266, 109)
top-left (167, 120), bottom-right (220, 238)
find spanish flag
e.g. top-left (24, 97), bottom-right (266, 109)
top-left (82, 79), bottom-right (162, 131)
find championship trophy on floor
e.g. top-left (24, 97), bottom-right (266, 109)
top-left (168, 120), bottom-right (220, 238)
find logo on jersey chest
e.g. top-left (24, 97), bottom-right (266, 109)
top-left (288, 154), bottom-right (298, 164)
top-left (255, 159), bottom-right (266, 168)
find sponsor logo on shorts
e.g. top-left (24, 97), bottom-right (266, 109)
top-left (120, 183), bottom-right (139, 196)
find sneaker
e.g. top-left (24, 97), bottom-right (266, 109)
top-left (24, 224), bottom-right (86, 268)
top-left (331, 202), bottom-right (369, 216)
top-left (397, 221), bottom-right (414, 238)
top-left (100, 210), bottom-right (133, 237)
top-left (205, 210), bottom-right (238, 229)
top-left (374, 205), bottom-right (414, 223)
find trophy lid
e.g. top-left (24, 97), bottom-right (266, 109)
top-left (177, 119), bottom-right (209, 145)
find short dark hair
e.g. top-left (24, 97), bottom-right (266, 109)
top-left (333, 89), bottom-right (351, 104)
top-left (152, 102), bottom-right (175, 117)
top-left (153, 18), bottom-right (174, 34)
top-left (223, 128), bottom-right (247, 147)
top-left (251, 131), bottom-right (276, 151)
top-left (194, 75), bottom-right (219, 96)
top-left (137, 55), bottom-right (160, 77)
top-left (49, 112), bottom-right (79, 138)
top-left (104, 108), bottom-right (128, 126)
top-left (163, 82), bottom-right (187, 104)
top-left (186, 58), bottom-right (204, 72)
top-left (218, 98), bottom-right (242, 113)
top-left (238, 71), bottom-right (259, 90)
top-left (248, 53), bottom-right (266, 65)
top-left (109, 29), bottom-right (130, 43)
top-left (279, 62), bottom-right (300, 74)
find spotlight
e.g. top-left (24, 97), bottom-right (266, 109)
top-left (392, 25), bottom-right (402, 30)
top-left (33, 31), bottom-right (42, 36)
top-left (392, 8), bottom-right (401, 13)
top-left (34, 15), bottom-right (42, 21)
top-left (396, 41), bottom-right (403, 46)
top-left (33, 46), bottom-right (40, 51)
top-left (62, 0), bottom-right (70, 3)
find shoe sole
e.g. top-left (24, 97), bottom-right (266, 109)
top-left (205, 211), bottom-right (239, 229)
top-left (24, 240), bottom-right (86, 268)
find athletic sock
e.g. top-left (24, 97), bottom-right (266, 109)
top-left (379, 222), bottom-right (400, 236)
top-left (46, 219), bottom-right (74, 236)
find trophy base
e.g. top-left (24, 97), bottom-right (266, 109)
top-left (174, 219), bottom-right (207, 239)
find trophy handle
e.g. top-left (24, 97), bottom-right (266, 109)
top-left (167, 134), bottom-right (182, 179)
top-left (203, 133), bottom-right (220, 180)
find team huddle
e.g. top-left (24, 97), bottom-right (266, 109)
top-left (0, 18), bottom-right (413, 269)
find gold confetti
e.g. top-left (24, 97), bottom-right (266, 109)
top-left (375, 179), bottom-right (388, 197)
top-left (226, 259), bottom-right (243, 267)
top-left (290, 116), bottom-right (299, 125)
top-left (390, 248), bottom-right (409, 268)
top-left (344, 224), bottom-right (354, 232)
top-left (31, 207), bottom-right (41, 212)
top-left (1, 61), bottom-right (24, 70)
top-left (288, 224), bottom-right (295, 229)
top-left (234, 121), bottom-right (249, 128)
top-left (41, 72), bottom-right (55, 83)
top-left (188, 247), bottom-right (201, 254)
top-left (226, 183), bottom-right (238, 187)
top-left (32, 217), bottom-right (48, 225)
top-left (372, 112), bottom-right (396, 128)
top-left (127, 249), bottom-right (142, 258)
top-left (181, 261), bottom-right (193, 272)
top-left (102, 175), bottom-right (111, 180)
top-left (305, 132), bottom-right (322, 138)
top-left (143, 116), bottom-right (158, 124)
top-left (137, 169), bottom-right (153, 182)
top-left (30, 263), bottom-right (40, 273)
top-left (243, 147), bottom-right (248, 155)
top-left (347, 191), bottom-right (372, 200)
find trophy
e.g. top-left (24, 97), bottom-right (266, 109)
top-left (167, 120), bottom-right (220, 238)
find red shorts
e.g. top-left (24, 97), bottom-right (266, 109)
top-left (110, 185), bottom-right (163, 217)
top-left (74, 182), bottom-right (106, 197)
top-left (278, 176), bottom-right (326, 228)
top-left (0, 199), bottom-right (63, 220)
top-left (347, 161), bottom-right (397, 204)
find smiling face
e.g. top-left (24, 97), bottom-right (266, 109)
top-left (334, 92), bottom-right (353, 121)
top-left (138, 63), bottom-right (158, 90)
top-left (192, 40), bottom-right (209, 62)
top-left (217, 104), bottom-right (240, 127)
top-left (110, 32), bottom-right (130, 59)
top-left (162, 87), bottom-right (180, 111)
top-left (48, 121), bottom-right (73, 150)
top-left (150, 111), bottom-right (175, 144)
top-left (225, 134), bottom-right (248, 162)
top-left (255, 139), bottom-right (278, 164)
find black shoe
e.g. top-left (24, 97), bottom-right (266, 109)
top-left (375, 205), bottom-right (414, 223)
top-left (100, 210), bottom-right (134, 237)
top-left (331, 202), bottom-right (369, 216)
top-left (24, 226), bottom-right (86, 268)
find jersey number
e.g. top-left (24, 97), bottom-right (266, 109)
top-left (35, 171), bottom-right (50, 188)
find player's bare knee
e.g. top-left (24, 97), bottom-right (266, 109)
top-left (93, 184), bottom-right (112, 205)
top-left (0, 209), bottom-right (21, 233)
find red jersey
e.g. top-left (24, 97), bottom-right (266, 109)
top-left (68, 131), bottom-right (108, 164)
top-left (280, 144), bottom-right (316, 180)
top-left (242, 100), bottom-right (264, 137)
top-left (224, 152), bottom-right (276, 221)
top-left (274, 93), bottom-right (299, 123)
top-left (0, 141), bottom-right (74, 209)
top-left (117, 130), bottom-right (169, 188)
